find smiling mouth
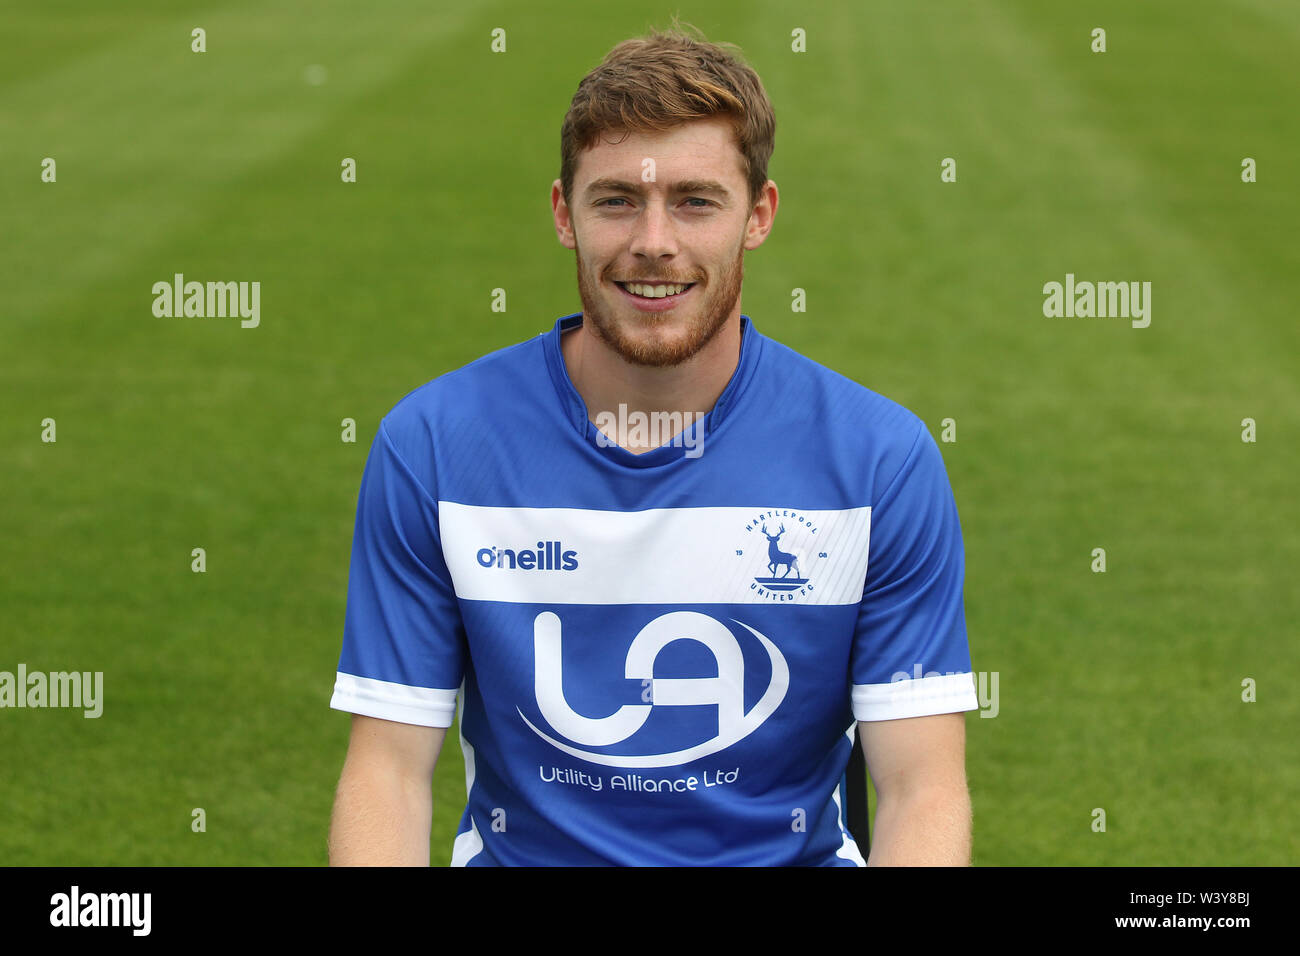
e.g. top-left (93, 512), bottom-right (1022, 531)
top-left (614, 280), bottom-right (697, 300)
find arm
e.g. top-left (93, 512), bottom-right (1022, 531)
top-left (329, 714), bottom-right (447, 866)
top-left (859, 712), bottom-right (971, 866)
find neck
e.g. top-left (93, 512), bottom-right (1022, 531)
top-left (561, 314), bottom-right (743, 453)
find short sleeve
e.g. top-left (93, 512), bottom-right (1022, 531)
top-left (329, 420), bottom-right (466, 727)
top-left (850, 422), bottom-right (979, 721)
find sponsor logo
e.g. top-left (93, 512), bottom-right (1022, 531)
top-left (476, 541), bottom-right (578, 571)
top-left (519, 610), bottom-right (788, 768)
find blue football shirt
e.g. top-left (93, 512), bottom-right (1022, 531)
top-left (330, 312), bottom-right (979, 866)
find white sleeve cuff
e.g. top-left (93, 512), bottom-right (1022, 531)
top-left (330, 672), bottom-right (459, 728)
top-left (852, 672), bottom-right (979, 721)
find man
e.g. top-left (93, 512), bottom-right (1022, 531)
top-left (328, 24), bottom-right (978, 866)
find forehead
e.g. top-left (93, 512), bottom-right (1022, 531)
top-left (575, 117), bottom-right (745, 185)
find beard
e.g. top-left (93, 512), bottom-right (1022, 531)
top-left (574, 237), bottom-right (744, 368)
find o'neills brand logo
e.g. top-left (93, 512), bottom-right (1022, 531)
top-left (476, 541), bottom-right (578, 571)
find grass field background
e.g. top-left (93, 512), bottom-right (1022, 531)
top-left (2, 0), bottom-right (1296, 865)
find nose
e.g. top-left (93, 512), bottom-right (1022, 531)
top-left (628, 197), bottom-right (678, 262)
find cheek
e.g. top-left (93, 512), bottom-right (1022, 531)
top-left (577, 243), bottom-right (618, 276)
top-left (703, 229), bottom-right (747, 264)
top-left (576, 219), bottom-right (623, 248)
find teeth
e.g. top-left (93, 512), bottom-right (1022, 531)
top-left (623, 282), bottom-right (690, 298)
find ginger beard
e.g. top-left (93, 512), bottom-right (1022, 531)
top-left (573, 233), bottom-right (745, 369)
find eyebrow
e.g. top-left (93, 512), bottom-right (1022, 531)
top-left (584, 177), bottom-right (732, 199)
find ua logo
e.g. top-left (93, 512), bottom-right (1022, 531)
top-left (519, 610), bottom-right (789, 768)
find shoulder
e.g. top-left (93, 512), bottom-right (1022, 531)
top-left (755, 330), bottom-right (930, 474)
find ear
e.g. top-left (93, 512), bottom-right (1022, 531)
top-left (743, 180), bottom-right (779, 250)
top-left (552, 179), bottom-right (577, 250)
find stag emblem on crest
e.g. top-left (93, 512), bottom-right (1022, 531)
top-left (753, 523), bottom-right (810, 592)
